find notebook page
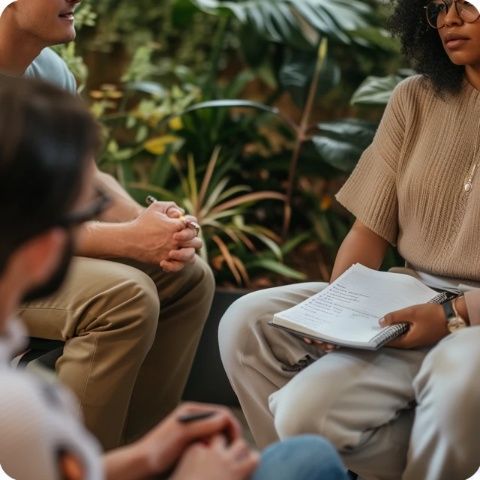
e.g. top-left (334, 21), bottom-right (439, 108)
top-left (276, 264), bottom-right (438, 343)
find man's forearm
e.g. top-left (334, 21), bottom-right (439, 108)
top-left (95, 169), bottom-right (144, 222)
top-left (76, 221), bottom-right (134, 259)
top-left (103, 444), bottom-right (155, 480)
top-left (330, 220), bottom-right (389, 282)
top-left (83, 168), bottom-right (198, 268)
top-left (76, 209), bottom-right (185, 267)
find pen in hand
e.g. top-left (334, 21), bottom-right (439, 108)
top-left (145, 195), bottom-right (201, 236)
top-left (177, 411), bottom-right (217, 424)
top-left (177, 410), bottom-right (233, 446)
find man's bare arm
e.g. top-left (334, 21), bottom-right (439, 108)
top-left (76, 166), bottom-right (201, 271)
top-left (94, 168), bottom-right (144, 222)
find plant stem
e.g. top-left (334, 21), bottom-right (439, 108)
top-left (282, 38), bottom-right (328, 239)
top-left (205, 15), bottom-right (231, 99)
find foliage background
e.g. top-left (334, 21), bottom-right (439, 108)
top-left (65, 0), bottom-right (407, 286)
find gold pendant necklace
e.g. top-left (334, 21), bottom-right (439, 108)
top-left (464, 163), bottom-right (477, 193)
top-left (464, 113), bottom-right (480, 193)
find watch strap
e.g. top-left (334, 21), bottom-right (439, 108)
top-left (442, 300), bottom-right (455, 320)
top-left (442, 297), bottom-right (468, 332)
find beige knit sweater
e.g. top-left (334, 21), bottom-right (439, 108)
top-left (336, 75), bottom-right (480, 283)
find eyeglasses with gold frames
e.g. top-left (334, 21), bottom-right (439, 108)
top-left (424, 0), bottom-right (480, 29)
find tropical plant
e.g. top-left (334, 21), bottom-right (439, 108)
top-left (162, 0), bottom-right (401, 245)
top-left (351, 69), bottom-right (414, 106)
top-left (128, 147), bottom-right (305, 286)
top-left (188, 0), bottom-right (383, 46)
top-left (73, 0), bottom-right (405, 281)
top-left (153, 39), bottom-right (380, 237)
top-left (87, 65), bottom-right (306, 285)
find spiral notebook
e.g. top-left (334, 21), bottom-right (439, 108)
top-left (269, 264), bottom-right (455, 350)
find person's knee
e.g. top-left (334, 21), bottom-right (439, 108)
top-left (273, 395), bottom-right (319, 440)
top-left (415, 329), bottom-right (480, 436)
top-left (95, 265), bottom-right (160, 350)
top-left (272, 379), bottom-right (345, 447)
top-left (191, 256), bottom-right (215, 294)
top-left (174, 256), bottom-right (215, 301)
top-left (218, 290), bottom-right (267, 373)
top-left (128, 268), bottom-right (160, 329)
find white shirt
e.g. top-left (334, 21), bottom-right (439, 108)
top-left (0, 319), bottom-right (103, 480)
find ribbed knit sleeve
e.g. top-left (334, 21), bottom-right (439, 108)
top-left (465, 290), bottom-right (480, 326)
top-left (336, 80), bottom-right (409, 245)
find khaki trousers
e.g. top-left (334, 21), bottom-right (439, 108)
top-left (19, 255), bottom-right (214, 450)
top-left (219, 283), bottom-right (480, 480)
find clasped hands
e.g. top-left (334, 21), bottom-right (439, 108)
top-left (127, 200), bottom-right (202, 272)
top-left (134, 403), bottom-right (259, 480)
top-left (305, 303), bottom-right (449, 352)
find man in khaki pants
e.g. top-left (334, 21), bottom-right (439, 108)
top-left (0, 0), bottom-right (215, 449)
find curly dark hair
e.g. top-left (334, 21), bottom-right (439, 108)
top-left (389, 0), bottom-right (465, 95)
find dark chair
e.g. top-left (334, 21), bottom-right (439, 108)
top-left (183, 288), bottom-right (246, 406)
top-left (16, 337), bottom-right (64, 370)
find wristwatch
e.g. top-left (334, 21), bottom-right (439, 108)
top-left (442, 297), bottom-right (468, 333)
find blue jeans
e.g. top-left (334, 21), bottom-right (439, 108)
top-left (252, 435), bottom-right (349, 480)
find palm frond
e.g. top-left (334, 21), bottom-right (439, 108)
top-left (211, 191), bottom-right (286, 214)
top-left (192, 0), bottom-right (373, 46)
top-left (211, 234), bottom-right (243, 284)
top-left (198, 146), bottom-right (221, 209)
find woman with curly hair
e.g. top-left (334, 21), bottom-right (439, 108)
top-left (219, 1), bottom-right (480, 479)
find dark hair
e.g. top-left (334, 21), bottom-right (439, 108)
top-left (0, 76), bottom-right (100, 272)
top-left (389, 0), bottom-right (465, 95)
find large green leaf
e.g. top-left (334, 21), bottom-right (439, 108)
top-left (307, 119), bottom-right (377, 172)
top-left (350, 71), bottom-right (414, 106)
top-left (311, 212), bottom-right (336, 248)
top-left (191, 0), bottom-right (374, 47)
top-left (310, 136), bottom-right (363, 173)
top-left (171, 0), bottom-right (198, 28)
top-left (352, 27), bottom-right (400, 52)
top-left (127, 81), bottom-right (167, 97)
top-left (239, 24), bottom-right (274, 68)
top-left (316, 118), bottom-right (377, 150)
top-left (175, 99), bottom-right (280, 116)
top-left (279, 49), bottom-right (341, 106)
top-left (161, 99), bottom-right (297, 133)
top-left (280, 232), bottom-right (311, 255)
top-left (246, 257), bottom-right (307, 280)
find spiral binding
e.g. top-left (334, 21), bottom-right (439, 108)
top-left (371, 323), bottom-right (410, 347)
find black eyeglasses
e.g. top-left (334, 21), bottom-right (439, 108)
top-left (57, 188), bottom-right (111, 228)
top-left (424, 0), bottom-right (480, 29)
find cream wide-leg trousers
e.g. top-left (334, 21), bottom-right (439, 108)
top-left (219, 282), bottom-right (480, 480)
top-left (19, 255), bottom-right (215, 450)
